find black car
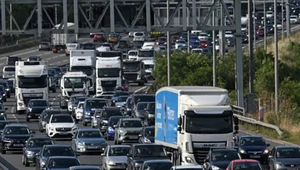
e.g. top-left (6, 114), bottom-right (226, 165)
top-left (26, 99), bottom-right (50, 122)
top-left (22, 137), bottom-right (54, 167)
top-left (138, 126), bottom-right (154, 144)
top-left (0, 81), bottom-right (11, 98)
top-left (0, 121), bottom-right (9, 133)
top-left (0, 85), bottom-right (7, 102)
top-left (237, 136), bottom-right (270, 163)
top-left (6, 56), bottom-right (21, 66)
top-left (43, 156), bottom-right (80, 170)
top-left (203, 148), bottom-right (241, 170)
top-left (97, 107), bottom-right (124, 133)
top-left (36, 145), bottom-right (78, 170)
top-left (6, 79), bottom-right (14, 93)
top-left (131, 94), bottom-right (155, 112)
top-left (0, 124), bottom-right (34, 154)
top-left (38, 109), bottom-right (68, 132)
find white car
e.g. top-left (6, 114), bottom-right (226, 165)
top-left (198, 32), bottom-right (209, 41)
top-left (266, 11), bottom-right (274, 18)
top-left (133, 32), bottom-right (145, 42)
top-left (127, 50), bottom-right (138, 60)
top-left (101, 145), bottom-right (130, 170)
top-left (225, 31), bottom-right (234, 38)
top-left (175, 39), bottom-right (187, 49)
top-left (45, 114), bottom-right (78, 138)
top-left (290, 15), bottom-right (299, 24)
top-left (75, 101), bottom-right (84, 120)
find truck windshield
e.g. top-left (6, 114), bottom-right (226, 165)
top-left (64, 77), bottom-right (85, 88)
top-left (145, 64), bottom-right (154, 70)
top-left (123, 62), bottom-right (140, 72)
top-left (138, 50), bottom-right (154, 57)
top-left (18, 75), bottom-right (48, 88)
top-left (185, 114), bottom-right (233, 134)
top-left (71, 66), bottom-right (93, 76)
top-left (97, 68), bottom-right (120, 78)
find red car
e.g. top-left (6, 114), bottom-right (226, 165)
top-left (226, 159), bottom-right (263, 170)
top-left (200, 41), bottom-right (208, 48)
top-left (93, 33), bottom-right (106, 42)
top-left (122, 79), bottom-right (129, 91)
top-left (256, 28), bottom-right (264, 36)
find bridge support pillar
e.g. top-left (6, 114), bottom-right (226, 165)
top-left (63, 0), bottom-right (68, 34)
top-left (37, 0), bottom-right (42, 36)
top-left (1, 0), bottom-right (6, 35)
top-left (182, 0), bottom-right (187, 31)
top-left (192, 0), bottom-right (197, 30)
top-left (146, 0), bottom-right (151, 33)
top-left (74, 0), bottom-right (79, 41)
top-left (110, 0), bottom-right (115, 32)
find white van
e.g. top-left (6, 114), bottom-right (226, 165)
top-left (133, 32), bottom-right (145, 42)
top-left (65, 43), bottom-right (79, 56)
top-left (2, 66), bottom-right (15, 79)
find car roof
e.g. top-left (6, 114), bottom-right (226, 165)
top-left (78, 128), bottom-right (101, 132)
top-left (172, 165), bottom-right (204, 169)
top-left (44, 145), bottom-right (71, 148)
top-left (5, 123), bottom-right (28, 127)
top-left (29, 99), bottom-right (47, 102)
top-left (85, 98), bottom-right (107, 101)
top-left (48, 156), bottom-right (78, 159)
top-left (69, 166), bottom-right (100, 169)
top-left (28, 136), bottom-right (51, 140)
top-left (232, 159), bottom-right (259, 163)
top-left (120, 118), bottom-right (141, 121)
top-left (104, 106), bottom-right (121, 110)
top-left (133, 144), bottom-right (163, 147)
top-left (52, 114), bottom-right (71, 117)
top-left (70, 94), bottom-right (86, 97)
top-left (143, 159), bottom-right (171, 164)
top-left (275, 145), bottom-right (300, 149)
top-left (110, 145), bottom-right (131, 148)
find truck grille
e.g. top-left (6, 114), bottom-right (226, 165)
top-left (193, 147), bottom-right (210, 164)
top-left (101, 80), bottom-right (116, 87)
top-left (102, 86), bottom-right (116, 92)
top-left (56, 128), bottom-right (72, 132)
top-left (124, 73), bottom-right (137, 81)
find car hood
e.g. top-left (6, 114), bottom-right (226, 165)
top-left (107, 156), bottom-right (128, 163)
top-left (240, 146), bottom-right (267, 152)
top-left (212, 161), bottom-right (232, 169)
top-left (49, 123), bottom-right (75, 128)
top-left (77, 138), bottom-right (106, 143)
top-left (2, 134), bottom-right (31, 140)
top-left (120, 127), bottom-right (143, 132)
top-left (276, 158), bottom-right (300, 164)
top-left (133, 157), bottom-right (169, 163)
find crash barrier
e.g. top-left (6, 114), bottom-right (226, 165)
top-left (232, 105), bottom-right (283, 137)
top-left (0, 36), bottom-right (40, 55)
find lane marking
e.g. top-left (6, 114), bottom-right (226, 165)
top-left (10, 105), bottom-right (19, 123)
top-left (134, 86), bottom-right (148, 93)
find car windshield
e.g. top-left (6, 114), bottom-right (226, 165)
top-left (144, 128), bottom-right (154, 137)
top-left (0, 122), bottom-right (8, 130)
top-left (109, 147), bottom-right (130, 156)
top-left (117, 96), bottom-right (128, 102)
top-left (48, 158), bottom-right (79, 168)
top-left (86, 100), bottom-right (107, 109)
top-left (27, 139), bottom-right (53, 147)
top-left (120, 120), bottom-right (142, 127)
top-left (4, 127), bottom-right (29, 135)
top-left (142, 162), bottom-right (173, 170)
top-left (240, 137), bottom-right (266, 146)
top-left (64, 77), bottom-right (85, 88)
top-left (78, 130), bottom-right (102, 138)
top-left (102, 110), bottom-right (122, 119)
top-left (51, 115), bottom-right (73, 123)
top-left (135, 145), bottom-right (167, 157)
top-left (137, 103), bottom-right (148, 111)
top-left (233, 162), bottom-right (262, 170)
top-left (31, 100), bottom-right (48, 106)
top-left (4, 67), bottom-right (15, 71)
top-left (276, 148), bottom-right (300, 158)
top-left (114, 92), bottom-right (129, 97)
top-left (43, 147), bottom-right (75, 157)
top-left (211, 151), bottom-right (240, 161)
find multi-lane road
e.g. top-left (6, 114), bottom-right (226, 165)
top-left (0, 30), bottom-right (299, 169)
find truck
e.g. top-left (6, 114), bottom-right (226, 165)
top-left (51, 23), bottom-right (76, 53)
top-left (15, 61), bottom-right (48, 114)
top-left (155, 86), bottom-right (239, 165)
top-left (60, 71), bottom-right (90, 109)
top-left (123, 60), bottom-right (146, 86)
top-left (70, 50), bottom-right (96, 94)
top-left (137, 49), bottom-right (155, 61)
top-left (96, 57), bottom-right (122, 97)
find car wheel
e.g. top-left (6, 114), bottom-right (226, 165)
top-left (1, 145), bottom-right (6, 154)
top-left (24, 156), bottom-right (29, 167)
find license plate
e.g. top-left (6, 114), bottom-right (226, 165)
top-left (14, 144), bottom-right (23, 147)
top-left (250, 155), bottom-right (260, 158)
top-left (60, 132), bottom-right (69, 135)
top-left (88, 146), bottom-right (98, 149)
top-left (128, 135), bottom-right (138, 139)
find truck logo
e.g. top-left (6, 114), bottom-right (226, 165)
top-left (30, 90), bottom-right (35, 93)
top-left (193, 142), bottom-right (226, 148)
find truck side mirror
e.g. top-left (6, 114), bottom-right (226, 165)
top-left (234, 116), bottom-right (239, 125)
top-left (177, 126), bottom-right (182, 131)
top-left (178, 116), bottom-right (182, 126)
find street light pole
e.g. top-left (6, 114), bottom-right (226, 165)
top-left (167, 0), bottom-right (171, 86)
top-left (274, 0), bottom-right (279, 113)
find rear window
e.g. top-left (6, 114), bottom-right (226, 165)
top-left (4, 67), bottom-right (15, 71)
top-left (135, 33), bottom-right (144, 36)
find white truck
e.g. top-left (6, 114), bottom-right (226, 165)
top-left (60, 71), bottom-right (89, 100)
top-left (155, 86), bottom-right (239, 165)
top-left (123, 60), bottom-right (146, 86)
top-left (15, 61), bottom-right (48, 114)
top-left (96, 57), bottom-right (122, 97)
top-left (70, 50), bottom-right (96, 94)
top-left (51, 22), bottom-right (76, 53)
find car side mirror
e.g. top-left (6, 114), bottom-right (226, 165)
top-left (138, 134), bottom-right (142, 137)
top-left (267, 143), bottom-right (270, 147)
top-left (101, 153), bottom-right (105, 156)
top-left (113, 125), bottom-right (117, 128)
top-left (268, 155), bottom-right (273, 159)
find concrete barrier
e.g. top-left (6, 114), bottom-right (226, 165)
top-left (0, 37), bottom-right (40, 55)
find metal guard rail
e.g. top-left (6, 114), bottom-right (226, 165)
top-left (231, 105), bottom-right (284, 137)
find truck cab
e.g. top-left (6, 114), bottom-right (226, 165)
top-left (123, 60), bottom-right (146, 86)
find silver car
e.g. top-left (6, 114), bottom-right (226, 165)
top-left (2, 66), bottom-right (15, 79)
top-left (114, 118), bottom-right (143, 144)
top-left (101, 145), bottom-right (130, 170)
top-left (114, 96), bottom-right (128, 107)
top-left (268, 145), bottom-right (300, 170)
top-left (72, 128), bottom-right (107, 154)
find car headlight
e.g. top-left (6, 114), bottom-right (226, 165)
top-left (185, 157), bottom-right (194, 163)
top-left (276, 162), bottom-right (284, 169)
top-left (77, 141), bottom-right (85, 146)
top-left (2, 138), bottom-right (12, 142)
top-left (48, 126), bottom-right (54, 131)
top-left (3, 93), bottom-right (5, 96)
top-left (134, 163), bottom-right (141, 169)
top-left (143, 137), bottom-right (151, 143)
top-left (212, 165), bottom-right (220, 170)
top-left (41, 160), bottom-right (46, 167)
top-left (28, 108), bottom-right (32, 112)
top-left (72, 126), bottom-right (78, 131)
top-left (25, 150), bottom-right (34, 156)
top-left (108, 126), bottom-right (114, 132)
top-left (86, 112), bottom-right (90, 116)
top-left (119, 129), bottom-right (126, 135)
top-left (263, 149), bottom-right (269, 154)
top-left (239, 149), bottom-right (246, 154)
top-left (108, 161), bottom-right (116, 166)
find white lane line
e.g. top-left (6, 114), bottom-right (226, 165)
top-left (10, 105), bottom-right (19, 123)
top-left (134, 86), bottom-right (148, 93)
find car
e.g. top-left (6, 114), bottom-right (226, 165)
top-left (107, 33), bottom-right (120, 43)
top-left (36, 145), bottom-right (78, 170)
top-left (122, 79), bottom-right (129, 91)
top-left (22, 136), bottom-right (54, 167)
top-left (0, 85), bottom-right (7, 102)
top-left (226, 159), bottom-right (263, 170)
top-left (113, 95), bottom-right (128, 107)
top-left (93, 33), bottom-right (106, 42)
top-left (27, 56), bottom-right (41, 61)
top-left (94, 107), bottom-right (124, 133)
top-left (42, 156), bottom-right (80, 170)
top-left (268, 145), bottom-right (300, 170)
top-left (175, 39), bottom-right (187, 49)
top-left (128, 50), bottom-right (138, 60)
top-left (138, 126), bottom-right (154, 144)
top-left (111, 91), bottom-right (130, 105)
top-left (237, 136), bottom-right (270, 163)
top-left (6, 56), bottom-right (21, 66)
top-left (82, 98), bottom-right (108, 126)
top-left (72, 128), bottom-right (107, 154)
top-left (203, 148), bottom-right (241, 170)
top-left (131, 94), bottom-right (155, 113)
top-left (38, 109), bottom-right (68, 132)
top-left (133, 32), bottom-right (145, 42)
top-left (38, 42), bottom-right (51, 51)
top-left (2, 66), bottom-right (15, 79)
top-left (69, 165), bottom-right (101, 170)
top-left (133, 102), bottom-right (150, 120)
top-left (45, 114), bottom-right (78, 138)
top-left (102, 116), bottom-right (126, 140)
top-left (67, 94), bottom-right (87, 113)
top-left (127, 144), bottom-right (169, 170)
top-left (0, 81), bottom-right (11, 98)
top-left (0, 104), bottom-right (8, 119)
top-left (116, 40), bottom-right (130, 49)
top-left (290, 15), bottom-right (299, 24)
top-left (114, 118), bottom-right (143, 144)
top-left (71, 96), bottom-right (89, 118)
top-left (75, 101), bottom-right (85, 121)
top-left (101, 145), bottom-right (130, 170)
top-left (26, 99), bottom-right (50, 122)
top-left (225, 31), bottom-right (234, 38)
top-left (0, 124), bottom-right (34, 154)
top-left (156, 37), bottom-right (167, 45)
top-left (65, 43), bottom-right (79, 56)
top-left (124, 95), bottom-right (133, 116)
top-left (144, 102), bottom-right (155, 126)
top-left (140, 160), bottom-right (173, 170)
